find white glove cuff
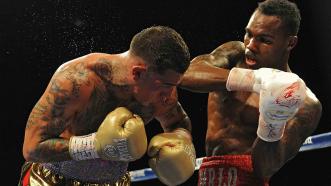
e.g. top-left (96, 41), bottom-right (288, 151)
top-left (257, 116), bottom-right (286, 142)
top-left (226, 68), bottom-right (256, 92)
top-left (69, 133), bottom-right (99, 160)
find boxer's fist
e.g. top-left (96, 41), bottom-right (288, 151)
top-left (148, 130), bottom-right (196, 186)
top-left (226, 68), bottom-right (307, 141)
top-left (69, 107), bottom-right (147, 161)
top-left (257, 73), bottom-right (306, 142)
top-left (95, 107), bottom-right (147, 161)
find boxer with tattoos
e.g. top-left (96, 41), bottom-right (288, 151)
top-left (19, 26), bottom-right (196, 186)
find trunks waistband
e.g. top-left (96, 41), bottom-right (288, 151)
top-left (198, 155), bottom-right (268, 186)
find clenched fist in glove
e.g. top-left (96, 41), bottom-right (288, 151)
top-left (69, 107), bottom-right (147, 161)
top-left (226, 67), bottom-right (306, 141)
top-left (148, 129), bottom-right (196, 186)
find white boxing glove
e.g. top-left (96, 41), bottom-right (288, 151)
top-left (226, 68), bottom-right (307, 141)
top-left (257, 73), bottom-right (306, 142)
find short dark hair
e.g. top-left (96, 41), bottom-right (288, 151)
top-left (130, 26), bottom-right (190, 74)
top-left (257, 0), bottom-right (301, 35)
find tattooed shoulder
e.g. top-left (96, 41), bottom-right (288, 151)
top-left (91, 58), bottom-right (114, 82)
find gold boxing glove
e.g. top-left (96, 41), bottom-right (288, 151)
top-left (69, 107), bottom-right (147, 161)
top-left (148, 129), bottom-right (196, 186)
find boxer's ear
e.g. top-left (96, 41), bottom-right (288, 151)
top-left (287, 36), bottom-right (297, 51)
top-left (132, 65), bottom-right (147, 81)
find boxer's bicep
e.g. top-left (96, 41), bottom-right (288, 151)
top-left (156, 102), bottom-right (192, 133)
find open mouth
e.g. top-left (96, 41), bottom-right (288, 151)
top-left (245, 54), bottom-right (257, 66)
top-left (246, 56), bottom-right (256, 66)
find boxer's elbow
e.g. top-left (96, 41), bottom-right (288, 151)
top-left (23, 145), bottom-right (35, 162)
top-left (23, 140), bottom-right (42, 162)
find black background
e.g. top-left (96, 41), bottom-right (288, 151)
top-left (1, 0), bottom-right (331, 185)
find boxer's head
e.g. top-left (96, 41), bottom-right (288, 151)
top-left (130, 25), bottom-right (190, 74)
top-left (243, 0), bottom-right (301, 70)
top-left (129, 26), bottom-right (190, 107)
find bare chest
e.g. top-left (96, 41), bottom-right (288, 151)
top-left (209, 91), bottom-right (260, 126)
top-left (206, 91), bottom-right (260, 155)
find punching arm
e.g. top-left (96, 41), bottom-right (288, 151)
top-left (180, 41), bottom-right (245, 93)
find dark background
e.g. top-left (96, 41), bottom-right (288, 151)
top-left (2, 0), bottom-right (331, 185)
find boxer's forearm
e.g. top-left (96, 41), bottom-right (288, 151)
top-left (180, 63), bottom-right (229, 93)
top-left (252, 139), bottom-right (289, 178)
top-left (252, 97), bottom-right (322, 178)
top-left (24, 138), bottom-right (71, 162)
top-left (157, 102), bottom-right (192, 133)
top-left (23, 109), bottom-right (72, 162)
top-left (162, 114), bottom-right (192, 134)
top-left (252, 134), bottom-right (307, 179)
top-left (23, 103), bottom-right (72, 162)
top-left (180, 41), bottom-right (244, 93)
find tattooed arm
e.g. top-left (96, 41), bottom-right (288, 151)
top-left (22, 59), bottom-right (94, 162)
top-left (252, 89), bottom-right (322, 178)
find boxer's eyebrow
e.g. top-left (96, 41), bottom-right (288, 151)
top-left (245, 28), bottom-right (274, 39)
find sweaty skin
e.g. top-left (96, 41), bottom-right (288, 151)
top-left (181, 40), bottom-right (321, 178)
top-left (182, 41), bottom-right (259, 156)
top-left (23, 52), bottom-right (191, 165)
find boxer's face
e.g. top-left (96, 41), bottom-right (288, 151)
top-left (133, 68), bottom-right (181, 108)
top-left (244, 10), bottom-right (293, 69)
